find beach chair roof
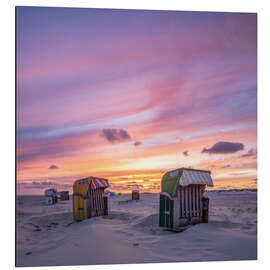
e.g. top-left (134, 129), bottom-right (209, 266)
top-left (73, 176), bottom-right (109, 196)
top-left (161, 168), bottom-right (214, 197)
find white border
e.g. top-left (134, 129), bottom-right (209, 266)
top-left (6, 0), bottom-right (262, 13)
top-left (1, 1), bottom-right (270, 270)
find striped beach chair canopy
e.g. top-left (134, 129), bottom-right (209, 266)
top-left (179, 169), bottom-right (213, 186)
top-left (89, 178), bottom-right (109, 191)
top-left (73, 176), bottom-right (109, 196)
top-left (161, 168), bottom-right (214, 197)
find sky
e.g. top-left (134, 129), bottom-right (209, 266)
top-left (16, 7), bottom-right (257, 195)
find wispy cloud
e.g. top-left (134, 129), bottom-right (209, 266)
top-left (240, 148), bottom-right (257, 158)
top-left (220, 164), bottom-right (231, 169)
top-left (18, 181), bottom-right (72, 190)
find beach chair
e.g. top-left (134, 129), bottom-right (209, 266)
top-left (159, 168), bottom-right (213, 230)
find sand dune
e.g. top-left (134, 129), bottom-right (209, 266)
top-left (16, 191), bottom-right (257, 266)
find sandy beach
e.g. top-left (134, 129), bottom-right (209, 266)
top-left (16, 190), bottom-right (257, 266)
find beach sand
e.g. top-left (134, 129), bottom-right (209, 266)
top-left (16, 191), bottom-right (257, 266)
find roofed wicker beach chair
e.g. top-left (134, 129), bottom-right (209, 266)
top-left (73, 177), bottom-right (109, 221)
top-left (159, 168), bottom-right (213, 230)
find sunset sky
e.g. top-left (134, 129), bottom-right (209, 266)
top-left (16, 7), bottom-right (257, 194)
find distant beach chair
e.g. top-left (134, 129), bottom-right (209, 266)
top-left (159, 168), bottom-right (214, 230)
top-left (44, 188), bottom-right (58, 205)
top-left (72, 177), bottom-right (109, 221)
top-left (132, 190), bottom-right (140, 201)
top-left (60, 191), bottom-right (69, 201)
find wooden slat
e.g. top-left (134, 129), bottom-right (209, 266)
top-left (168, 196), bottom-right (170, 223)
top-left (185, 187), bottom-right (189, 217)
top-left (178, 188), bottom-right (182, 218)
top-left (91, 190), bottom-right (93, 216)
top-left (98, 191), bottom-right (100, 215)
top-left (90, 190), bottom-right (92, 216)
top-left (102, 190), bottom-right (104, 214)
top-left (189, 187), bottom-right (191, 217)
top-left (179, 189), bottom-right (181, 218)
top-left (99, 190), bottom-right (102, 215)
top-left (194, 185), bottom-right (197, 216)
top-left (98, 190), bottom-right (100, 215)
top-left (193, 186), bottom-right (195, 216)
top-left (102, 190), bottom-right (104, 206)
top-left (189, 186), bottom-right (192, 216)
top-left (92, 191), bottom-right (96, 216)
top-left (97, 190), bottom-right (100, 215)
top-left (92, 190), bottom-right (94, 216)
top-left (164, 197), bottom-right (167, 227)
top-left (195, 185), bottom-right (199, 217)
top-left (199, 185), bottom-right (202, 216)
top-left (182, 188), bottom-right (184, 217)
top-left (197, 186), bottom-right (200, 216)
top-left (187, 186), bottom-right (190, 216)
top-left (200, 186), bottom-right (203, 217)
top-left (100, 191), bottom-right (102, 215)
top-left (196, 185), bottom-right (199, 216)
top-left (190, 186), bottom-right (192, 216)
top-left (95, 191), bottom-right (98, 216)
top-left (96, 191), bottom-right (98, 216)
top-left (181, 188), bottom-right (184, 218)
top-left (182, 188), bottom-right (185, 217)
top-left (98, 190), bottom-right (101, 215)
top-left (185, 187), bottom-right (188, 217)
top-left (192, 185), bottom-right (195, 216)
top-left (188, 187), bottom-right (191, 217)
top-left (91, 190), bottom-right (94, 216)
top-left (100, 190), bottom-right (103, 215)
